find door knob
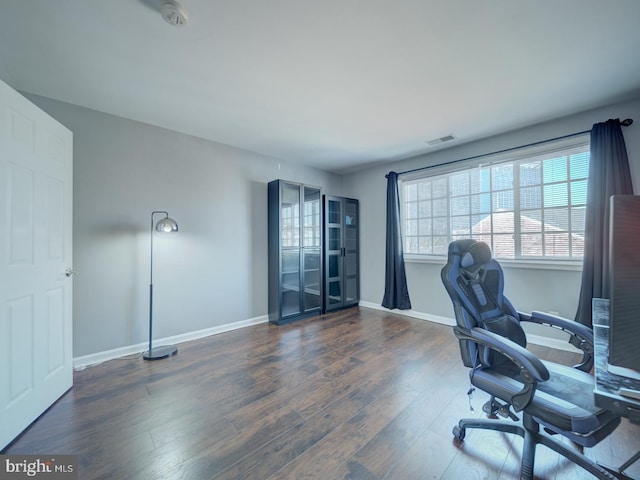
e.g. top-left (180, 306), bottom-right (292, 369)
top-left (65, 268), bottom-right (77, 277)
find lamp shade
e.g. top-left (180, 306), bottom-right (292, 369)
top-left (155, 217), bottom-right (178, 233)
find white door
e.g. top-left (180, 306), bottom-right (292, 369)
top-left (0, 80), bottom-right (73, 450)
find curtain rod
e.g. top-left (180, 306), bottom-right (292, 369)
top-left (386, 118), bottom-right (633, 179)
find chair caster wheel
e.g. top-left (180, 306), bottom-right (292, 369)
top-left (453, 426), bottom-right (466, 442)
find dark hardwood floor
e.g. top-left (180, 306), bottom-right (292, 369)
top-left (4, 307), bottom-right (640, 479)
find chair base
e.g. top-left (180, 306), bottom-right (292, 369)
top-left (454, 414), bottom-right (619, 480)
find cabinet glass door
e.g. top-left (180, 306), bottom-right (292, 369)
top-left (281, 183), bottom-right (300, 247)
top-left (304, 187), bottom-right (321, 248)
top-left (304, 249), bottom-right (321, 310)
top-left (303, 187), bottom-right (321, 311)
top-left (281, 248), bottom-right (301, 317)
top-left (281, 183), bottom-right (301, 317)
top-left (327, 253), bottom-right (342, 306)
top-left (325, 198), bottom-right (343, 307)
top-left (344, 198), bottom-right (359, 304)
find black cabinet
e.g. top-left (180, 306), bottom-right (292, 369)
top-left (323, 196), bottom-right (359, 312)
top-left (268, 180), bottom-right (322, 324)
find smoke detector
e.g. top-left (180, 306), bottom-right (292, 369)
top-left (160, 0), bottom-right (189, 27)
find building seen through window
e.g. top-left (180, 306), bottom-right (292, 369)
top-left (401, 141), bottom-right (589, 260)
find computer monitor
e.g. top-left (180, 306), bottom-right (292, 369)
top-left (608, 195), bottom-right (640, 381)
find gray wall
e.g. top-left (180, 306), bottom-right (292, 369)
top-left (343, 96), bottom-right (640, 330)
top-left (21, 90), bottom-right (640, 356)
top-left (0, 58), bottom-right (10, 85)
top-left (26, 94), bottom-right (343, 357)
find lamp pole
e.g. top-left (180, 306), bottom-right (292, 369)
top-left (143, 210), bottom-right (179, 360)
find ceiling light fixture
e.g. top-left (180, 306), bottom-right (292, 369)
top-left (160, 0), bottom-right (189, 27)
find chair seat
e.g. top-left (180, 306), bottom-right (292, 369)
top-left (471, 360), bottom-right (621, 447)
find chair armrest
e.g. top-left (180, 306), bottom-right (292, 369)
top-left (526, 311), bottom-right (594, 345)
top-left (522, 310), bottom-right (594, 372)
top-left (463, 327), bottom-right (550, 382)
top-left (454, 326), bottom-right (549, 411)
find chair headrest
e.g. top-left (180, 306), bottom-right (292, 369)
top-left (460, 241), bottom-right (492, 275)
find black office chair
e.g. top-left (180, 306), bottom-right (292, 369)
top-left (441, 239), bottom-right (621, 480)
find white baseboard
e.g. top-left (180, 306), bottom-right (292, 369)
top-left (76, 304), bottom-right (581, 370)
top-left (73, 314), bottom-right (269, 369)
top-left (358, 301), bottom-right (580, 353)
top-left (524, 333), bottom-right (580, 353)
top-left (359, 301), bottom-right (455, 326)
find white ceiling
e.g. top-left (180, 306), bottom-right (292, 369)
top-left (1, 0), bottom-right (640, 174)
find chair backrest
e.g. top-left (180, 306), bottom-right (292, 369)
top-left (441, 239), bottom-right (526, 368)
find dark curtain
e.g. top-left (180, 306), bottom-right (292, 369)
top-left (575, 119), bottom-right (633, 326)
top-left (382, 171), bottom-right (412, 310)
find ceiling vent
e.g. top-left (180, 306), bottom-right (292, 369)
top-left (426, 134), bottom-right (456, 146)
top-left (160, 0), bottom-right (189, 27)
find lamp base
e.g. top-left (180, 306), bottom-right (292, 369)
top-left (143, 345), bottom-right (178, 360)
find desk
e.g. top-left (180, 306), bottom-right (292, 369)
top-left (593, 298), bottom-right (640, 424)
top-left (593, 298), bottom-right (640, 479)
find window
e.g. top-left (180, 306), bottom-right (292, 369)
top-left (401, 140), bottom-right (590, 261)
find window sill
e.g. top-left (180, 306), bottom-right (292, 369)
top-left (404, 254), bottom-right (583, 271)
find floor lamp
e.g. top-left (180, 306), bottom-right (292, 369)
top-left (143, 210), bottom-right (179, 360)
